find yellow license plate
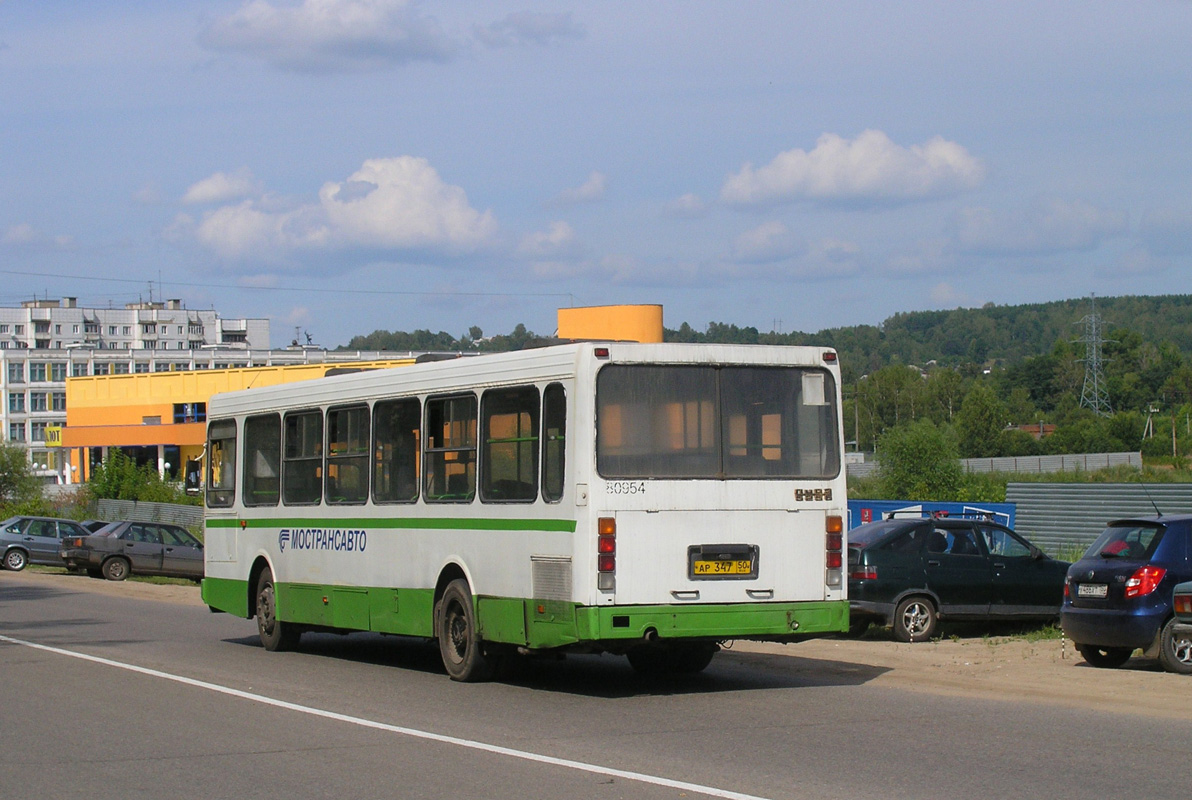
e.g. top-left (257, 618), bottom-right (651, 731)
top-left (692, 559), bottom-right (753, 576)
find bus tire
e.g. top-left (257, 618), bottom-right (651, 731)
top-left (436, 579), bottom-right (496, 682)
top-left (256, 568), bottom-right (300, 652)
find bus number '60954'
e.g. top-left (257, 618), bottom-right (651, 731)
top-left (608, 481), bottom-right (646, 495)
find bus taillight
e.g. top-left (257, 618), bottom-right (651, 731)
top-left (826, 516), bottom-right (843, 587)
top-left (598, 517), bottom-right (616, 590)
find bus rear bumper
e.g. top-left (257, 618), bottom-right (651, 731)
top-left (575, 600), bottom-right (849, 646)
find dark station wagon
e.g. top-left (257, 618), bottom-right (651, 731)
top-left (848, 513), bottom-right (1070, 642)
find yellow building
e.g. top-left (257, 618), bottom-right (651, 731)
top-left (556, 304), bottom-right (663, 343)
top-left (60, 359), bottom-right (415, 484)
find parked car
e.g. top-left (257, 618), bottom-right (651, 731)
top-left (1, 515), bottom-right (94, 571)
top-left (848, 513), bottom-right (1070, 642)
top-left (1061, 515), bottom-right (1192, 674)
top-left (59, 521), bottom-right (204, 581)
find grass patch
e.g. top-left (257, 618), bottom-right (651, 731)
top-left (26, 564), bottom-right (199, 587)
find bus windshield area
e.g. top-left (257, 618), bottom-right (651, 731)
top-left (596, 364), bottom-right (840, 479)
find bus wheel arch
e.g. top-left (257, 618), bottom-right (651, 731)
top-left (434, 571), bottom-right (497, 682)
top-left (254, 562), bottom-right (300, 651)
top-left (247, 556), bottom-right (273, 620)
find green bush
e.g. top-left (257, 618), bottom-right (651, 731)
top-left (876, 420), bottom-right (964, 500)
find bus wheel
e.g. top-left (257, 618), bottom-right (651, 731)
top-left (436, 579), bottom-right (496, 682)
top-left (256, 568), bottom-right (300, 652)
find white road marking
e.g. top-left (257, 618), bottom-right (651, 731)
top-left (0, 634), bottom-right (772, 800)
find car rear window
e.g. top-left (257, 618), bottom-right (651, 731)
top-left (1083, 523), bottom-right (1164, 560)
top-left (849, 520), bottom-right (922, 548)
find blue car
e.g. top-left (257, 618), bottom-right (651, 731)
top-left (1061, 515), bottom-right (1192, 674)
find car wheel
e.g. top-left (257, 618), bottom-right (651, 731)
top-left (255, 568), bottom-right (300, 652)
top-left (1158, 618), bottom-right (1192, 675)
top-left (3, 548), bottom-right (28, 571)
top-left (893, 596), bottom-right (937, 643)
top-left (102, 557), bottom-right (130, 581)
top-left (435, 578), bottom-right (497, 682)
top-left (1076, 644), bottom-right (1133, 669)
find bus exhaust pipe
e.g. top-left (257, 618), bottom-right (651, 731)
top-left (643, 628), bottom-right (659, 643)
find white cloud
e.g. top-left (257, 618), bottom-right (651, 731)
top-left (553, 171), bottom-right (606, 206)
top-left (727, 222), bottom-right (860, 278)
top-left (954, 198), bottom-right (1127, 256)
top-left (1139, 208), bottom-right (1192, 256)
top-left (3, 223), bottom-right (39, 245)
top-left (732, 221), bottom-right (798, 263)
top-left (188, 156), bottom-right (496, 261)
top-left (886, 238), bottom-right (954, 276)
top-left (474, 12), bottom-right (585, 48)
top-left (721, 129), bottom-right (985, 207)
top-left (182, 168), bottom-right (262, 205)
top-left (667, 193), bottom-right (707, 217)
top-left (199, 0), bottom-right (457, 74)
top-left (133, 183), bottom-right (164, 205)
top-left (519, 221), bottom-right (578, 258)
top-left (2, 223), bottom-right (73, 249)
top-left (928, 282), bottom-right (970, 307)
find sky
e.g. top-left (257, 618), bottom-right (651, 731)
top-left (2, 2), bottom-right (1191, 348)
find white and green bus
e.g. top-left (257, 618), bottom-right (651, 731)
top-left (201, 342), bottom-right (847, 680)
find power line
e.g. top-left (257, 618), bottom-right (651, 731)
top-left (0, 269), bottom-right (577, 303)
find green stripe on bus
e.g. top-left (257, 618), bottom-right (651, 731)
top-left (202, 576), bottom-right (848, 648)
top-left (206, 517), bottom-right (577, 532)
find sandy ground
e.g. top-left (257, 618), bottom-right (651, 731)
top-left (8, 570), bottom-right (1192, 719)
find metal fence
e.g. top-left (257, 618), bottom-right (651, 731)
top-left (1006, 482), bottom-right (1192, 556)
top-left (94, 499), bottom-right (204, 531)
top-left (846, 451), bottom-right (1142, 479)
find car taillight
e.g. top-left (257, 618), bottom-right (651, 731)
top-left (597, 517), bottom-right (615, 591)
top-left (1063, 575), bottom-right (1070, 599)
top-left (1124, 566), bottom-right (1167, 599)
top-left (1175, 593), bottom-right (1192, 615)
top-left (850, 566), bottom-right (878, 581)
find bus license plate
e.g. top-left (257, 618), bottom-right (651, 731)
top-left (1077, 583), bottom-right (1108, 598)
top-left (693, 559), bottom-right (754, 576)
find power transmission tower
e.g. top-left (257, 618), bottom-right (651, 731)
top-left (1076, 294), bottom-right (1113, 417)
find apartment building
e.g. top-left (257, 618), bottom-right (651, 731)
top-left (0, 297), bottom-right (275, 482)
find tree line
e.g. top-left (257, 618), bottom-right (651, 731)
top-left (338, 293), bottom-right (1192, 464)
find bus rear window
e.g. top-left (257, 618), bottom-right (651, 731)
top-left (596, 365), bottom-right (839, 480)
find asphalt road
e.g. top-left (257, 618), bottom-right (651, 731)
top-left (1, 572), bottom-right (1187, 800)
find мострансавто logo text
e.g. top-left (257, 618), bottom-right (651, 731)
top-left (278, 528), bottom-right (367, 553)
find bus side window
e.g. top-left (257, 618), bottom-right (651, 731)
top-left (373, 398), bottom-right (420, 504)
top-left (243, 413), bottom-right (280, 506)
top-left (206, 420), bottom-right (237, 508)
top-left (480, 386), bottom-right (539, 503)
top-left (425, 395), bottom-right (476, 502)
top-left (327, 405), bottom-right (369, 505)
top-left (542, 383), bottom-right (566, 503)
top-left (283, 410), bottom-right (323, 505)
